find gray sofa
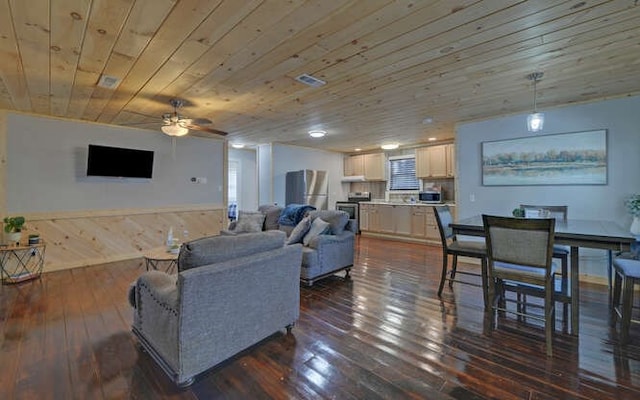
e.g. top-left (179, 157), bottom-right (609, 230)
top-left (129, 231), bottom-right (302, 387)
top-left (222, 206), bottom-right (356, 286)
top-left (299, 210), bottom-right (356, 286)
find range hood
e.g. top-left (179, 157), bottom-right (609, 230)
top-left (341, 175), bottom-right (366, 182)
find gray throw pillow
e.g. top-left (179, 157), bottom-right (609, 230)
top-left (235, 211), bottom-right (266, 233)
top-left (303, 218), bottom-right (331, 246)
top-left (287, 216), bottom-right (312, 245)
top-left (307, 210), bottom-right (349, 235)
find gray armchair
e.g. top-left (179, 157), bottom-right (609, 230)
top-left (129, 231), bottom-right (302, 386)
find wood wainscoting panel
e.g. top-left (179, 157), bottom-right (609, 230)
top-left (21, 205), bottom-right (225, 272)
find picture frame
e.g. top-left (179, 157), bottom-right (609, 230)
top-left (481, 129), bottom-right (607, 186)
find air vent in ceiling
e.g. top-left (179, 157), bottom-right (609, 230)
top-left (295, 73), bottom-right (326, 87)
top-left (97, 74), bottom-right (121, 89)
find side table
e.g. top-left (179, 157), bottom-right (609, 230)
top-left (143, 247), bottom-right (178, 273)
top-left (0, 242), bottom-right (46, 284)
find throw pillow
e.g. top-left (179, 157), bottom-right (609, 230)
top-left (287, 216), bottom-right (312, 245)
top-left (307, 210), bottom-right (349, 235)
top-left (234, 211), bottom-right (266, 233)
top-left (303, 217), bottom-right (331, 246)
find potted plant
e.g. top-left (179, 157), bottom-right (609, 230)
top-left (626, 194), bottom-right (640, 235)
top-left (3, 216), bottom-right (25, 245)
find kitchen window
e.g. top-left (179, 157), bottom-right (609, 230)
top-left (388, 156), bottom-right (420, 191)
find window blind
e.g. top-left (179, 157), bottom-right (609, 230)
top-left (389, 157), bottom-right (419, 190)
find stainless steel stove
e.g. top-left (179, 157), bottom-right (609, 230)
top-left (335, 192), bottom-right (371, 234)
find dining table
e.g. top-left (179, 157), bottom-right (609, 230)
top-left (450, 215), bottom-right (636, 336)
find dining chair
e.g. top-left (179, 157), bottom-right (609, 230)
top-left (520, 204), bottom-right (570, 328)
top-left (434, 206), bottom-right (489, 309)
top-left (482, 214), bottom-right (557, 356)
top-left (610, 256), bottom-right (640, 344)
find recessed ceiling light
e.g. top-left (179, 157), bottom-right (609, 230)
top-left (381, 143), bottom-right (399, 150)
top-left (354, 148), bottom-right (362, 151)
top-left (308, 130), bottom-right (326, 138)
top-left (428, 137), bottom-right (437, 141)
top-left (422, 117), bottom-right (433, 124)
top-left (231, 143), bottom-right (245, 149)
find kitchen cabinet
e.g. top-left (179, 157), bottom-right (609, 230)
top-left (410, 207), bottom-right (440, 240)
top-left (343, 153), bottom-right (386, 181)
top-left (359, 203), bottom-right (370, 231)
top-left (363, 153), bottom-right (385, 181)
top-left (376, 204), bottom-right (411, 235)
top-left (344, 154), bottom-right (364, 176)
top-left (416, 144), bottom-right (455, 178)
top-left (360, 203), bottom-right (447, 244)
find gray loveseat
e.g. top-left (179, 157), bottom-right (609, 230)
top-left (129, 231), bottom-right (302, 387)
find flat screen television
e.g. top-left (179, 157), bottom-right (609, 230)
top-left (87, 144), bottom-right (154, 178)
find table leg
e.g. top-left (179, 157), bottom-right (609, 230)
top-left (571, 246), bottom-right (579, 336)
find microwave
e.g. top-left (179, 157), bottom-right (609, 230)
top-left (419, 191), bottom-right (442, 203)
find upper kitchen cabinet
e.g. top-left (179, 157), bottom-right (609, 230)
top-left (416, 144), bottom-right (455, 178)
top-left (344, 154), bottom-right (364, 176)
top-left (343, 153), bottom-right (386, 181)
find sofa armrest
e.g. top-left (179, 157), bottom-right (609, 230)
top-left (135, 271), bottom-right (179, 312)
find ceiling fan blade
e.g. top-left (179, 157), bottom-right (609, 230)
top-left (190, 117), bottom-right (213, 125)
top-left (185, 124), bottom-right (228, 136)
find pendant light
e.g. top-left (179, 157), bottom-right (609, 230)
top-left (526, 72), bottom-right (544, 132)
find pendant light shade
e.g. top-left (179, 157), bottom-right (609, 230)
top-left (526, 72), bottom-right (544, 132)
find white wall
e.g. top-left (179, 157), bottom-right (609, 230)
top-left (5, 113), bottom-right (225, 213)
top-left (456, 95), bottom-right (640, 278)
top-left (270, 144), bottom-right (347, 209)
top-left (257, 144), bottom-right (273, 206)
top-left (229, 148), bottom-right (258, 211)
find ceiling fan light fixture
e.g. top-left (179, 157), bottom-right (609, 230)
top-left (526, 72), bottom-right (545, 132)
top-left (161, 124), bottom-right (189, 136)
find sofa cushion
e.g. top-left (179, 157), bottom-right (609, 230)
top-left (287, 216), bottom-right (312, 245)
top-left (303, 218), bottom-right (331, 246)
top-left (178, 231), bottom-right (286, 272)
top-left (258, 205), bottom-right (283, 231)
top-left (308, 210), bottom-right (349, 235)
top-left (234, 211), bottom-right (266, 233)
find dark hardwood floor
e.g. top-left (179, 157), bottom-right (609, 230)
top-left (1, 236), bottom-right (639, 399)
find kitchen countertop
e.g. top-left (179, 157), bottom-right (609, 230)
top-left (362, 201), bottom-right (455, 207)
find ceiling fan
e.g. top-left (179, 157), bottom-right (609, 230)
top-left (161, 98), bottom-right (228, 137)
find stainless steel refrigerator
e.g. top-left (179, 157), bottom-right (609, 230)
top-left (285, 169), bottom-right (328, 210)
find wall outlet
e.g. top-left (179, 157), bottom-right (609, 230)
top-left (470, 193), bottom-right (476, 202)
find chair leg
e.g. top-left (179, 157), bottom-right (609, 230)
top-left (437, 252), bottom-right (449, 297)
top-left (560, 254), bottom-right (569, 332)
top-left (480, 257), bottom-right (490, 311)
top-left (620, 276), bottom-right (635, 345)
top-left (449, 255), bottom-right (458, 288)
top-left (611, 269), bottom-right (623, 327)
top-left (545, 280), bottom-right (554, 357)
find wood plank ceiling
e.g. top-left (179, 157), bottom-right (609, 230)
top-left (0, 0), bottom-right (639, 153)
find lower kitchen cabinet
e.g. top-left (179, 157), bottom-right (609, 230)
top-left (361, 203), bottom-right (448, 245)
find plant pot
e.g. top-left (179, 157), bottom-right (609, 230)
top-left (5, 231), bottom-right (21, 245)
top-left (630, 216), bottom-right (640, 236)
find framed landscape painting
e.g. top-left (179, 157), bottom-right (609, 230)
top-left (481, 130), bottom-right (607, 186)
